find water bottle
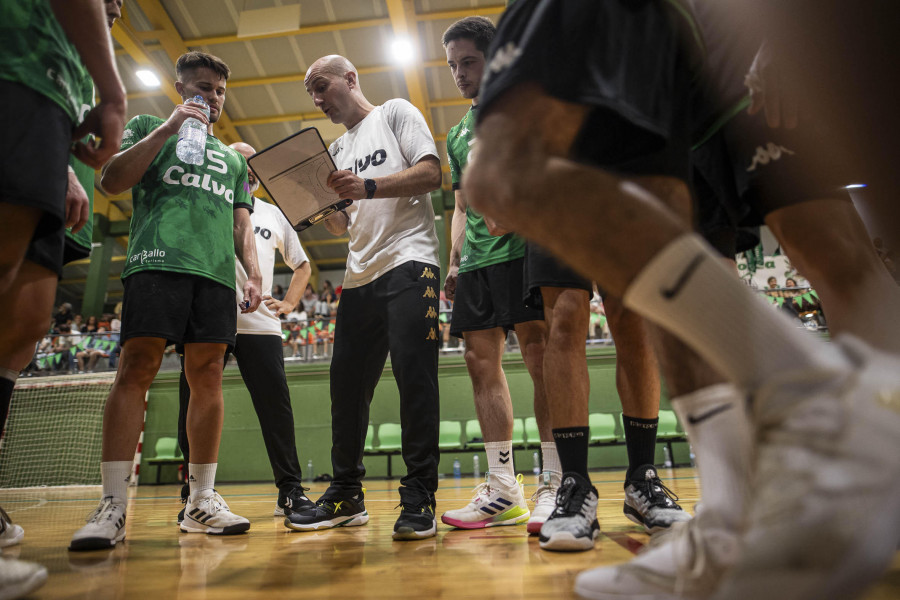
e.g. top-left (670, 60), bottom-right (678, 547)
top-left (452, 458), bottom-right (461, 478)
top-left (307, 459), bottom-right (314, 483)
top-left (472, 455), bottom-right (480, 479)
top-left (176, 95), bottom-right (209, 165)
top-left (663, 445), bottom-right (673, 468)
top-left (532, 451), bottom-right (541, 475)
top-left (689, 444), bottom-right (696, 468)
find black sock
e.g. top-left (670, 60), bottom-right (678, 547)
top-left (552, 426), bottom-right (590, 480)
top-left (623, 415), bottom-right (659, 481)
top-left (0, 376), bottom-right (15, 439)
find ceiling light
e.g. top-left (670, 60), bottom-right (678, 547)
top-left (390, 37), bottom-right (415, 65)
top-left (135, 69), bottom-right (160, 88)
top-left (844, 183), bottom-right (867, 189)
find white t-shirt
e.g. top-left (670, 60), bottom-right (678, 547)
top-left (235, 199), bottom-right (309, 335)
top-left (329, 99), bottom-right (440, 289)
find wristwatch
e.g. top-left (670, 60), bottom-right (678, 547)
top-left (364, 178), bottom-right (377, 199)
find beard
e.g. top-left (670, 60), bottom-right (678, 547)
top-left (248, 179), bottom-right (260, 195)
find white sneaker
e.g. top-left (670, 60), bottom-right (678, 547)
top-left (69, 496), bottom-right (126, 552)
top-left (0, 507), bottom-right (24, 548)
top-left (712, 336), bottom-right (900, 600)
top-left (440, 473), bottom-right (530, 529)
top-left (539, 472), bottom-right (600, 552)
top-left (623, 465), bottom-right (692, 534)
top-left (527, 471), bottom-right (560, 534)
top-left (575, 511), bottom-right (740, 599)
top-left (0, 556), bottom-right (48, 600)
top-left (180, 491), bottom-right (250, 536)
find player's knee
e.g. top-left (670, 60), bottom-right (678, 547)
top-left (463, 347), bottom-right (500, 383)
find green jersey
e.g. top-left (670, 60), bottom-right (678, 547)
top-left (65, 60), bottom-right (96, 254)
top-left (0, 0), bottom-right (85, 122)
top-left (120, 115), bottom-right (253, 289)
top-left (447, 106), bottom-right (525, 273)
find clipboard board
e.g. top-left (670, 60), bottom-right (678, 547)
top-left (247, 127), bottom-right (352, 231)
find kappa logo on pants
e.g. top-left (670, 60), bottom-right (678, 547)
top-left (425, 328), bottom-right (438, 341)
top-left (747, 142), bottom-right (795, 172)
top-left (423, 286), bottom-right (437, 299)
top-left (425, 306), bottom-right (438, 319)
top-left (420, 267), bottom-right (436, 279)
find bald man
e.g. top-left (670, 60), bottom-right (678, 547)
top-left (175, 141), bottom-right (316, 523)
top-left (285, 55), bottom-right (443, 540)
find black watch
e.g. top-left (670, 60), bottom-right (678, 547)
top-left (364, 178), bottom-right (377, 199)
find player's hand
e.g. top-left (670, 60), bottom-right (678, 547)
top-left (326, 170), bottom-right (366, 200)
top-left (745, 40), bottom-right (799, 129)
top-left (241, 277), bottom-right (262, 313)
top-left (71, 96), bottom-right (127, 169)
top-left (65, 168), bottom-right (91, 233)
top-left (443, 265), bottom-right (459, 301)
top-left (161, 102), bottom-right (210, 137)
top-left (262, 295), bottom-right (295, 318)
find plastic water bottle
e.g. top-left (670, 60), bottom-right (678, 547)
top-left (472, 455), bottom-right (480, 479)
top-left (532, 451), bottom-right (541, 475)
top-left (307, 459), bottom-right (314, 483)
top-left (663, 445), bottom-right (673, 468)
top-left (452, 458), bottom-right (461, 478)
top-left (176, 95), bottom-right (209, 165)
top-left (689, 444), bottom-right (696, 468)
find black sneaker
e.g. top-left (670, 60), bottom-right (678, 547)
top-left (284, 489), bottom-right (368, 531)
top-left (393, 496), bottom-right (437, 541)
top-left (177, 483), bottom-right (190, 525)
top-left (539, 472), bottom-right (600, 551)
top-left (623, 464), bottom-right (691, 534)
top-left (274, 486), bottom-right (315, 517)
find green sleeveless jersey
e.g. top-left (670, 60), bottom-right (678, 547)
top-left (120, 115), bottom-right (253, 289)
top-left (0, 0), bottom-right (85, 122)
top-left (447, 106), bottom-right (525, 273)
top-left (65, 60), bottom-right (96, 255)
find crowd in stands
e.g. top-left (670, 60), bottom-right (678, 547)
top-left (761, 276), bottom-right (827, 329)
top-left (24, 302), bottom-right (121, 376)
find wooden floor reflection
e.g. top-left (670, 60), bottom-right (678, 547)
top-left (2, 468), bottom-right (898, 599)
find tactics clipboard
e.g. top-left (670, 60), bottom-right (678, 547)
top-left (247, 127), bottom-right (352, 231)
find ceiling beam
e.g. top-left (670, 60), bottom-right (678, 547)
top-left (417, 5), bottom-right (506, 22)
top-left (386, 0), bottom-right (434, 132)
top-left (111, 21), bottom-right (183, 106)
top-left (184, 17), bottom-right (391, 47)
top-left (230, 111), bottom-right (323, 127)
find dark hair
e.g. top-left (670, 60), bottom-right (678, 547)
top-left (442, 16), bottom-right (496, 54)
top-left (176, 51), bottom-right (231, 81)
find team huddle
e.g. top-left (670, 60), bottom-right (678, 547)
top-left (2, 1), bottom-right (900, 600)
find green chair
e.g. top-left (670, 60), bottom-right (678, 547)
top-left (376, 423), bottom-right (403, 478)
top-left (524, 416), bottom-right (540, 447)
top-left (439, 420), bottom-right (463, 450)
top-left (588, 413), bottom-right (617, 444)
top-left (512, 418), bottom-right (527, 448)
top-left (146, 436), bottom-right (182, 485)
top-left (464, 419), bottom-right (485, 450)
top-left (656, 410), bottom-right (681, 440)
top-left (364, 424), bottom-right (375, 452)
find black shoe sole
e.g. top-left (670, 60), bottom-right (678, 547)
top-left (68, 536), bottom-right (121, 552)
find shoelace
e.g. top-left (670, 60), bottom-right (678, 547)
top-left (640, 476), bottom-right (680, 508)
top-left (86, 496), bottom-right (121, 524)
top-left (530, 483), bottom-right (556, 504)
top-left (468, 481), bottom-right (494, 504)
top-left (554, 480), bottom-right (590, 517)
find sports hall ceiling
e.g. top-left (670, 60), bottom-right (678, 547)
top-left (61, 0), bottom-right (504, 305)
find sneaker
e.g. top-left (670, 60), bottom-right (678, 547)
top-left (527, 470), bottom-right (560, 534)
top-left (393, 497), bottom-right (437, 541)
top-left (539, 472), bottom-right (600, 551)
top-left (0, 507), bottom-right (24, 548)
top-left (0, 556), bottom-right (48, 599)
top-left (284, 489), bottom-right (368, 531)
top-left (69, 496), bottom-right (127, 551)
top-left (441, 473), bottom-right (530, 529)
top-left (180, 491), bottom-right (250, 536)
top-left (274, 486), bottom-right (315, 517)
top-left (711, 336), bottom-right (900, 600)
top-left (177, 484), bottom-right (190, 525)
top-left (574, 510), bottom-right (740, 599)
top-left (623, 465), bottom-right (691, 534)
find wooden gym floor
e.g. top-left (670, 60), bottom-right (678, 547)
top-left (2, 468), bottom-right (898, 599)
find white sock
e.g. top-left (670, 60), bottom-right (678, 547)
top-left (101, 461), bottom-right (132, 504)
top-left (623, 233), bottom-right (847, 389)
top-left (540, 441), bottom-right (562, 484)
top-left (672, 384), bottom-right (752, 530)
top-left (485, 441), bottom-right (516, 486)
top-left (188, 463), bottom-right (217, 499)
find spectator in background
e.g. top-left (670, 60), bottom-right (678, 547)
top-left (272, 284), bottom-right (286, 301)
top-left (320, 280), bottom-right (334, 298)
top-left (110, 312), bottom-right (121, 332)
top-left (54, 303), bottom-right (74, 328)
top-left (52, 324), bottom-right (75, 373)
top-left (785, 278), bottom-right (797, 288)
top-left (97, 313), bottom-right (111, 330)
top-left (84, 315), bottom-right (98, 334)
top-left (72, 314), bottom-right (84, 333)
top-left (767, 276), bottom-right (778, 289)
top-left (300, 283), bottom-right (318, 314)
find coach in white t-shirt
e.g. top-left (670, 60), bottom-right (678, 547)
top-left (284, 55), bottom-right (442, 540)
top-left (177, 142), bottom-right (317, 519)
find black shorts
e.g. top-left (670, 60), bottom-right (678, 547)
top-left (523, 243), bottom-right (592, 310)
top-left (478, 0), bottom-right (697, 181)
top-left (23, 230), bottom-right (91, 278)
top-left (450, 258), bottom-right (542, 338)
top-left (0, 80), bottom-right (71, 242)
top-left (63, 238), bottom-right (91, 265)
top-left (120, 271), bottom-right (237, 348)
